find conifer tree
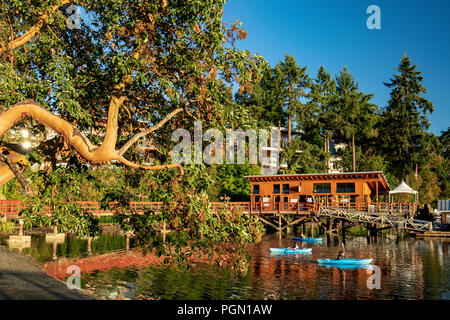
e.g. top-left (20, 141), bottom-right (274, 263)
top-left (332, 68), bottom-right (377, 172)
top-left (276, 54), bottom-right (310, 142)
top-left (305, 66), bottom-right (336, 158)
top-left (381, 54), bottom-right (434, 182)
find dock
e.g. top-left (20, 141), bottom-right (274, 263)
top-left (2, 199), bottom-right (448, 237)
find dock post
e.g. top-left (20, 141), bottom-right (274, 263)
top-left (52, 240), bottom-right (57, 260)
top-left (163, 220), bottom-right (167, 243)
top-left (18, 219), bottom-right (23, 236)
top-left (87, 236), bottom-right (92, 255)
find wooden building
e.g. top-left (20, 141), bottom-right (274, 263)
top-left (246, 171), bottom-right (390, 207)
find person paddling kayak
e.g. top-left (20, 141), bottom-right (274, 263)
top-left (336, 243), bottom-right (345, 260)
top-left (291, 242), bottom-right (300, 250)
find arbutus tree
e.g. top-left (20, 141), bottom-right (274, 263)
top-left (0, 0), bottom-right (265, 192)
top-left (0, 0), bottom-right (267, 272)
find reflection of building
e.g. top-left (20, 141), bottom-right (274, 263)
top-left (247, 171), bottom-right (390, 206)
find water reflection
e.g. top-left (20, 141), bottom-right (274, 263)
top-left (1, 231), bottom-right (448, 300)
top-left (0, 232), bottom-right (129, 262)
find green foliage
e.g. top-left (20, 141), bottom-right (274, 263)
top-left (380, 54), bottom-right (434, 181)
top-left (281, 138), bottom-right (328, 174)
top-left (19, 198), bottom-right (100, 237)
top-left (0, 221), bottom-right (15, 233)
top-left (111, 168), bottom-right (265, 274)
top-left (208, 163), bottom-right (260, 201)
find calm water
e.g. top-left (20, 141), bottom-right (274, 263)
top-left (2, 231), bottom-right (449, 300)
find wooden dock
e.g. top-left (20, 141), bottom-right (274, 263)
top-left (1, 200), bottom-right (446, 236)
top-left (411, 231), bottom-right (450, 238)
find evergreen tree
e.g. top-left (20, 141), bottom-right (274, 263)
top-left (276, 54), bottom-right (310, 142)
top-left (235, 67), bottom-right (285, 128)
top-left (304, 66), bottom-right (337, 160)
top-left (381, 54), bottom-right (434, 182)
top-left (331, 67), bottom-right (378, 172)
top-left (439, 127), bottom-right (450, 160)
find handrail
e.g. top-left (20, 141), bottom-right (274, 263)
top-left (0, 200), bottom-right (418, 217)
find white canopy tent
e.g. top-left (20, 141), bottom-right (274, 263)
top-left (389, 181), bottom-right (418, 203)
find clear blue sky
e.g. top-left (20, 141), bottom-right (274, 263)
top-left (223, 0), bottom-right (450, 135)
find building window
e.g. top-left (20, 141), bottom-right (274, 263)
top-left (273, 184), bottom-right (280, 194)
top-left (282, 184), bottom-right (290, 194)
top-left (337, 183), bottom-right (355, 193)
top-left (252, 184), bottom-right (260, 194)
top-left (313, 183), bottom-right (331, 193)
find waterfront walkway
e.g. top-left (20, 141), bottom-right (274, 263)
top-left (0, 246), bottom-right (92, 300)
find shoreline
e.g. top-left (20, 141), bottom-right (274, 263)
top-left (0, 245), bottom-right (94, 300)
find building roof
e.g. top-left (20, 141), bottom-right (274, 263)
top-left (245, 171), bottom-right (390, 192)
top-left (389, 181), bottom-right (417, 195)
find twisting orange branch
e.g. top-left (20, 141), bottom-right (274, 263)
top-left (0, 100), bottom-right (183, 174)
top-left (118, 108), bottom-right (184, 156)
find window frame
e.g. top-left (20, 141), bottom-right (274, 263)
top-left (273, 184), bottom-right (280, 194)
top-left (336, 182), bottom-right (356, 193)
top-left (313, 183), bottom-right (331, 193)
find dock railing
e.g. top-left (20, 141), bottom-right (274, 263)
top-left (0, 200), bottom-right (417, 218)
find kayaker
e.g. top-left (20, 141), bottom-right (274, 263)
top-left (291, 242), bottom-right (300, 250)
top-left (300, 233), bottom-right (306, 239)
top-left (336, 244), bottom-right (345, 260)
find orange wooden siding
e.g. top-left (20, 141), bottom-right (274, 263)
top-left (247, 172), bottom-right (390, 206)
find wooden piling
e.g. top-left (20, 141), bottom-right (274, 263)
top-left (18, 219), bottom-right (23, 236)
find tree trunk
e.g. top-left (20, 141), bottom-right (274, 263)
top-left (324, 133), bottom-right (329, 172)
top-left (352, 134), bottom-right (356, 172)
top-left (288, 115), bottom-right (291, 144)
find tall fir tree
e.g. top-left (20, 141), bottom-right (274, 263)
top-left (381, 54), bottom-right (434, 183)
top-left (305, 66), bottom-right (337, 162)
top-left (276, 54), bottom-right (310, 142)
top-left (331, 67), bottom-right (377, 172)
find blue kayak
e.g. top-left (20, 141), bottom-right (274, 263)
top-left (270, 248), bottom-right (312, 254)
top-left (292, 237), bottom-right (323, 242)
top-left (317, 258), bottom-right (373, 266)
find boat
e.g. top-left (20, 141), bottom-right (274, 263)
top-left (269, 248), bottom-right (312, 254)
top-left (317, 258), bottom-right (373, 266)
top-left (292, 237), bottom-right (323, 242)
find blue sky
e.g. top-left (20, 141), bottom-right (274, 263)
top-left (223, 0), bottom-right (450, 135)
